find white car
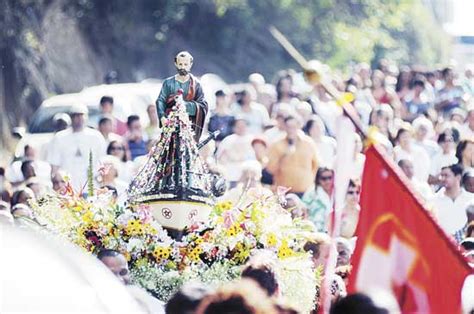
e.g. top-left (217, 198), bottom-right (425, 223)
top-left (15, 82), bottom-right (162, 161)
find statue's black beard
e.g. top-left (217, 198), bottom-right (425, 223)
top-left (177, 68), bottom-right (188, 76)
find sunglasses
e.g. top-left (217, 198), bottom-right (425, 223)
top-left (320, 176), bottom-right (333, 181)
top-left (347, 190), bottom-right (360, 195)
top-left (110, 146), bottom-right (124, 151)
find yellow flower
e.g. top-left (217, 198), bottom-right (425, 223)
top-left (188, 246), bottom-right (202, 262)
top-left (126, 220), bottom-right (144, 236)
top-left (277, 240), bottom-right (295, 259)
top-left (124, 251), bottom-right (131, 261)
top-left (195, 237), bottom-right (204, 245)
top-left (233, 242), bottom-right (250, 263)
top-left (266, 233), bottom-right (277, 247)
top-left (226, 224), bottom-right (243, 237)
top-left (152, 246), bottom-right (171, 261)
top-left (82, 210), bottom-right (94, 224)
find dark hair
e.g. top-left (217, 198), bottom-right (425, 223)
top-left (315, 167), bottom-right (334, 187)
top-left (456, 139), bottom-right (474, 165)
top-left (104, 185), bottom-right (118, 198)
top-left (348, 178), bottom-right (361, 190)
top-left (97, 249), bottom-right (121, 261)
top-left (330, 293), bottom-right (388, 314)
top-left (303, 116), bottom-right (325, 135)
top-left (462, 169), bottom-right (474, 187)
top-left (466, 221), bottom-right (474, 238)
top-left (100, 96), bottom-right (114, 106)
top-left (441, 67), bottom-right (453, 79)
top-left (99, 116), bottom-right (113, 126)
top-left (106, 141), bottom-right (127, 162)
top-left (441, 163), bottom-right (464, 177)
top-left (21, 160), bottom-right (35, 177)
top-left (395, 127), bottom-right (410, 143)
top-left (127, 115), bottom-right (140, 127)
top-left (10, 188), bottom-right (33, 207)
top-left (276, 73), bottom-right (293, 102)
top-left (241, 263), bottom-right (279, 296)
top-left (174, 51), bottom-right (193, 63)
top-left (166, 282), bottom-right (211, 314)
top-left (24, 144), bottom-right (33, 155)
top-left (215, 90), bottom-right (226, 97)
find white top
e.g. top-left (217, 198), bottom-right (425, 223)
top-left (429, 151), bottom-right (458, 176)
top-left (460, 123), bottom-right (474, 140)
top-left (313, 136), bottom-right (337, 168)
top-left (413, 139), bottom-right (440, 159)
top-left (432, 189), bottom-right (473, 235)
top-left (48, 128), bottom-right (107, 190)
top-left (393, 144), bottom-right (431, 182)
top-left (216, 134), bottom-right (256, 182)
top-left (231, 102), bottom-right (270, 135)
top-left (263, 127), bottom-right (286, 145)
top-left (6, 160), bottom-right (51, 184)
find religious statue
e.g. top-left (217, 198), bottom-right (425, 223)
top-left (156, 51), bottom-right (208, 142)
top-left (128, 51), bottom-right (223, 239)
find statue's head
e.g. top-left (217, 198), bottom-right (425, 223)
top-left (175, 51), bottom-right (193, 76)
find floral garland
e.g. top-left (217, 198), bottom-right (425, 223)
top-left (31, 184), bottom-right (319, 313)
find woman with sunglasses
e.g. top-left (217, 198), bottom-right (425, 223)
top-left (106, 140), bottom-right (133, 183)
top-left (301, 167), bottom-right (334, 232)
top-left (339, 179), bottom-right (361, 239)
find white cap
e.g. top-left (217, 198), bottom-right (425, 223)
top-left (69, 103), bottom-right (88, 115)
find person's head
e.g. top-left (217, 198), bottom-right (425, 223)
top-left (69, 104), bottom-right (88, 131)
top-left (51, 171), bottom-right (68, 193)
top-left (438, 130), bottom-right (456, 154)
top-left (53, 113), bottom-right (71, 132)
top-left (276, 73), bottom-right (293, 101)
top-left (97, 249), bottom-right (130, 285)
top-left (411, 78), bottom-right (425, 94)
top-left (303, 233), bottom-right (332, 268)
top-left (99, 96), bottom-right (114, 114)
top-left (166, 282), bottom-right (212, 314)
top-left (462, 169), bottom-right (474, 193)
top-left (451, 108), bottom-right (467, 125)
top-left (284, 115), bottom-right (302, 141)
top-left (98, 116), bottom-right (114, 136)
top-left (25, 177), bottom-right (44, 198)
top-left (398, 159), bottom-right (414, 179)
top-left (372, 105), bottom-right (393, 133)
top-left (330, 293), bottom-right (389, 314)
top-left (371, 69), bottom-right (385, 89)
top-left (336, 237), bottom-right (352, 267)
top-left (23, 144), bottom-right (36, 160)
top-left (412, 116), bottom-right (433, 141)
top-left (304, 115), bottom-right (325, 139)
top-left (232, 117), bottom-right (247, 136)
top-left (466, 105), bottom-right (474, 128)
top-left (239, 87), bottom-right (255, 106)
top-left (440, 163), bottom-right (464, 190)
top-left (20, 160), bottom-right (36, 180)
top-left (107, 140), bottom-right (127, 162)
top-left (214, 89), bottom-right (228, 108)
top-left (466, 202), bottom-right (474, 223)
top-left (10, 187), bottom-right (35, 207)
top-left (242, 261), bottom-right (279, 297)
top-left (395, 127), bottom-right (412, 148)
top-left (316, 167), bottom-right (334, 194)
top-left (146, 104), bottom-right (158, 123)
top-left (175, 51), bottom-right (193, 76)
top-left (441, 67), bottom-right (454, 84)
top-left (196, 279), bottom-right (277, 314)
top-left (249, 73), bottom-right (265, 88)
top-left (11, 203), bottom-right (33, 219)
top-left (456, 139), bottom-right (474, 168)
top-left (345, 179), bottom-right (361, 206)
top-left (127, 115), bottom-right (142, 133)
top-left (466, 221), bottom-right (474, 238)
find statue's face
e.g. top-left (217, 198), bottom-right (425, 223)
top-left (175, 53), bottom-right (193, 76)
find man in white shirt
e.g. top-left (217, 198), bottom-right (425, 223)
top-left (432, 163), bottom-right (473, 236)
top-left (216, 117), bottom-right (256, 186)
top-left (48, 104), bottom-right (106, 191)
top-left (231, 88), bottom-right (270, 135)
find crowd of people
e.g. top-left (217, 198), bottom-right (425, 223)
top-left (1, 60), bottom-right (474, 312)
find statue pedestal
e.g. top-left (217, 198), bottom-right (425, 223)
top-left (147, 200), bottom-right (211, 231)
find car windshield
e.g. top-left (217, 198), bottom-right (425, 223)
top-left (28, 106), bottom-right (101, 133)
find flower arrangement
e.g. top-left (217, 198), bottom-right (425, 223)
top-left (31, 183), bottom-right (319, 313)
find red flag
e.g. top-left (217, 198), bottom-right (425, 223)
top-left (348, 144), bottom-right (472, 313)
